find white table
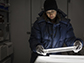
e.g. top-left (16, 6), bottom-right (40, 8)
top-left (35, 55), bottom-right (84, 63)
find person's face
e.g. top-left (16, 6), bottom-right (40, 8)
top-left (46, 10), bottom-right (57, 20)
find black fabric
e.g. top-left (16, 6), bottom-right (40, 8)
top-left (30, 52), bottom-right (38, 63)
top-left (44, 0), bottom-right (58, 12)
top-left (30, 52), bottom-right (61, 63)
top-left (30, 52), bottom-right (44, 63)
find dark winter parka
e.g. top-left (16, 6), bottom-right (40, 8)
top-left (29, 9), bottom-right (83, 53)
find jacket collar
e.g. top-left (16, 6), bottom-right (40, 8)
top-left (37, 16), bottom-right (70, 25)
top-left (59, 18), bottom-right (70, 25)
top-left (37, 9), bottom-right (70, 25)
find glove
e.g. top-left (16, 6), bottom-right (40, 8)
top-left (36, 45), bottom-right (44, 54)
top-left (73, 40), bottom-right (83, 53)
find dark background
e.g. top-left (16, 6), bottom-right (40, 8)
top-left (9, 0), bottom-right (84, 63)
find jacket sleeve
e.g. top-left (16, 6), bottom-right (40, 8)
top-left (29, 21), bottom-right (42, 52)
top-left (64, 22), bottom-right (83, 46)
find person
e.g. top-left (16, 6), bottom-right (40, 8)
top-left (29, 0), bottom-right (83, 63)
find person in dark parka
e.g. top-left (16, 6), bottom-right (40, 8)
top-left (29, 0), bottom-right (83, 63)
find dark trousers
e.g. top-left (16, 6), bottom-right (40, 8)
top-left (30, 52), bottom-right (39, 63)
top-left (30, 52), bottom-right (47, 63)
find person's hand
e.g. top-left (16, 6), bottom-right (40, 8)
top-left (73, 40), bottom-right (83, 53)
top-left (36, 45), bottom-right (44, 54)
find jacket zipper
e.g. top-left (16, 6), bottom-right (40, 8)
top-left (52, 24), bottom-right (54, 48)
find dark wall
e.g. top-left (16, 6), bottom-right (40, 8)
top-left (69, 0), bottom-right (84, 40)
